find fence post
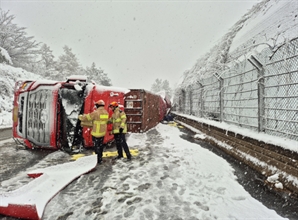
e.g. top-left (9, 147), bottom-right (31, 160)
top-left (181, 89), bottom-right (186, 113)
top-left (258, 70), bottom-right (265, 132)
top-left (188, 85), bottom-right (193, 115)
top-left (198, 82), bottom-right (204, 117)
top-left (248, 55), bottom-right (265, 132)
top-left (214, 73), bottom-right (224, 122)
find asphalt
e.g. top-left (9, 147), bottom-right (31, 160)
top-left (0, 127), bottom-right (12, 141)
top-left (1, 126), bottom-right (298, 219)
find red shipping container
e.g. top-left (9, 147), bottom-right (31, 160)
top-left (124, 89), bottom-right (166, 133)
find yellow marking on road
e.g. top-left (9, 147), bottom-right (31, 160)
top-left (168, 122), bottom-right (183, 128)
top-left (71, 149), bottom-right (139, 160)
top-left (103, 149), bottom-right (139, 158)
top-left (71, 153), bottom-right (86, 160)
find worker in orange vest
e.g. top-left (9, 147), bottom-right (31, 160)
top-left (78, 100), bottom-right (109, 164)
top-left (108, 101), bottom-right (132, 161)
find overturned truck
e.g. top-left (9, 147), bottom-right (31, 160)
top-left (12, 76), bottom-right (171, 152)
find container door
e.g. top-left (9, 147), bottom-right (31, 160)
top-left (125, 90), bottom-right (143, 132)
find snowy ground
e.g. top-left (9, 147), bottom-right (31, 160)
top-left (0, 111), bottom-right (12, 130)
top-left (0, 123), bottom-right (291, 220)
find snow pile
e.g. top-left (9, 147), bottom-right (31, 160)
top-left (0, 63), bottom-right (42, 128)
top-left (267, 174), bottom-right (284, 190)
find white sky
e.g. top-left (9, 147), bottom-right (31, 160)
top-left (0, 123), bottom-right (289, 219)
top-left (1, 0), bottom-right (262, 90)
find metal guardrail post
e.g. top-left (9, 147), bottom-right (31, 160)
top-left (248, 55), bottom-right (265, 132)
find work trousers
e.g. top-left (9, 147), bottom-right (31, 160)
top-left (114, 133), bottom-right (131, 159)
top-left (92, 136), bottom-right (105, 163)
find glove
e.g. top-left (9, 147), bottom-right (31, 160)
top-left (119, 128), bottom-right (123, 133)
top-left (78, 115), bottom-right (83, 120)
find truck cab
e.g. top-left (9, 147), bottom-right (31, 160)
top-left (12, 76), bottom-right (129, 152)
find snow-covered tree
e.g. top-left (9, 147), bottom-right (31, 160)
top-left (85, 62), bottom-right (112, 86)
top-left (0, 9), bottom-right (40, 70)
top-left (54, 45), bottom-right (82, 81)
top-left (25, 43), bottom-right (57, 78)
top-left (0, 47), bottom-right (12, 64)
top-left (151, 78), bottom-right (163, 93)
top-left (151, 78), bottom-right (172, 99)
top-left (40, 44), bottom-right (55, 71)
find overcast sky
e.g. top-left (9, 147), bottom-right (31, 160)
top-left (1, 0), bottom-right (261, 91)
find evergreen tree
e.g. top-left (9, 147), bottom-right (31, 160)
top-left (40, 44), bottom-right (55, 71)
top-left (85, 62), bottom-right (112, 86)
top-left (54, 45), bottom-right (82, 81)
top-left (29, 43), bottom-right (57, 78)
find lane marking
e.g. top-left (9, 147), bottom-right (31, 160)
top-left (71, 149), bottom-right (139, 160)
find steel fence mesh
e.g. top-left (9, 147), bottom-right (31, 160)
top-left (177, 38), bottom-right (298, 142)
top-left (263, 39), bottom-right (298, 140)
top-left (201, 75), bottom-right (221, 120)
top-left (191, 83), bottom-right (203, 117)
top-left (222, 63), bottom-right (259, 130)
top-left (184, 86), bottom-right (192, 115)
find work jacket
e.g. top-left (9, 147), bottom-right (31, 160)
top-left (80, 107), bottom-right (109, 138)
top-left (109, 107), bottom-right (127, 134)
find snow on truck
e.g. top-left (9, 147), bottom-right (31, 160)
top-left (12, 76), bottom-right (171, 152)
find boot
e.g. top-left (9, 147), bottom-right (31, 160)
top-left (127, 155), bottom-right (132, 161)
top-left (113, 155), bottom-right (123, 160)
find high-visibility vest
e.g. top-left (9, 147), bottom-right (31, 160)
top-left (109, 107), bottom-right (127, 134)
top-left (81, 107), bottom-right (109, 138)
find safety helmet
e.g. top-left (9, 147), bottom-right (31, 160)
top-left (109, 101), bottom-right (118, 107)
top-left (95, 100), bottom-right (105, 106)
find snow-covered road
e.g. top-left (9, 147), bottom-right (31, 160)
top-left (0, 123), bottom-right (296, 219)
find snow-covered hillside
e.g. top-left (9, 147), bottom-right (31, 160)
top-left (0, 64), bottom-right (42, 128)
top-left (179, 0), bottom-right (298, 87)
top-left (230, 0), bottom-right (298, 55)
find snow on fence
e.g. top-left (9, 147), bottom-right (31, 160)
top-left (176, 37), bottom-right (298, 142)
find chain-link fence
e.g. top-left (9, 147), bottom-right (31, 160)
top-left (176, 37), bottom-right (298, 142)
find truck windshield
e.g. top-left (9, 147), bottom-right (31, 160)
top-left (59, 87), bottom-right (85, 151)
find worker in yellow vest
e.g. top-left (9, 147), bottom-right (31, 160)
top-left (78, 100), bottom-right (109, 164)
top-left (108, 101), bottom-right (132, 161)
